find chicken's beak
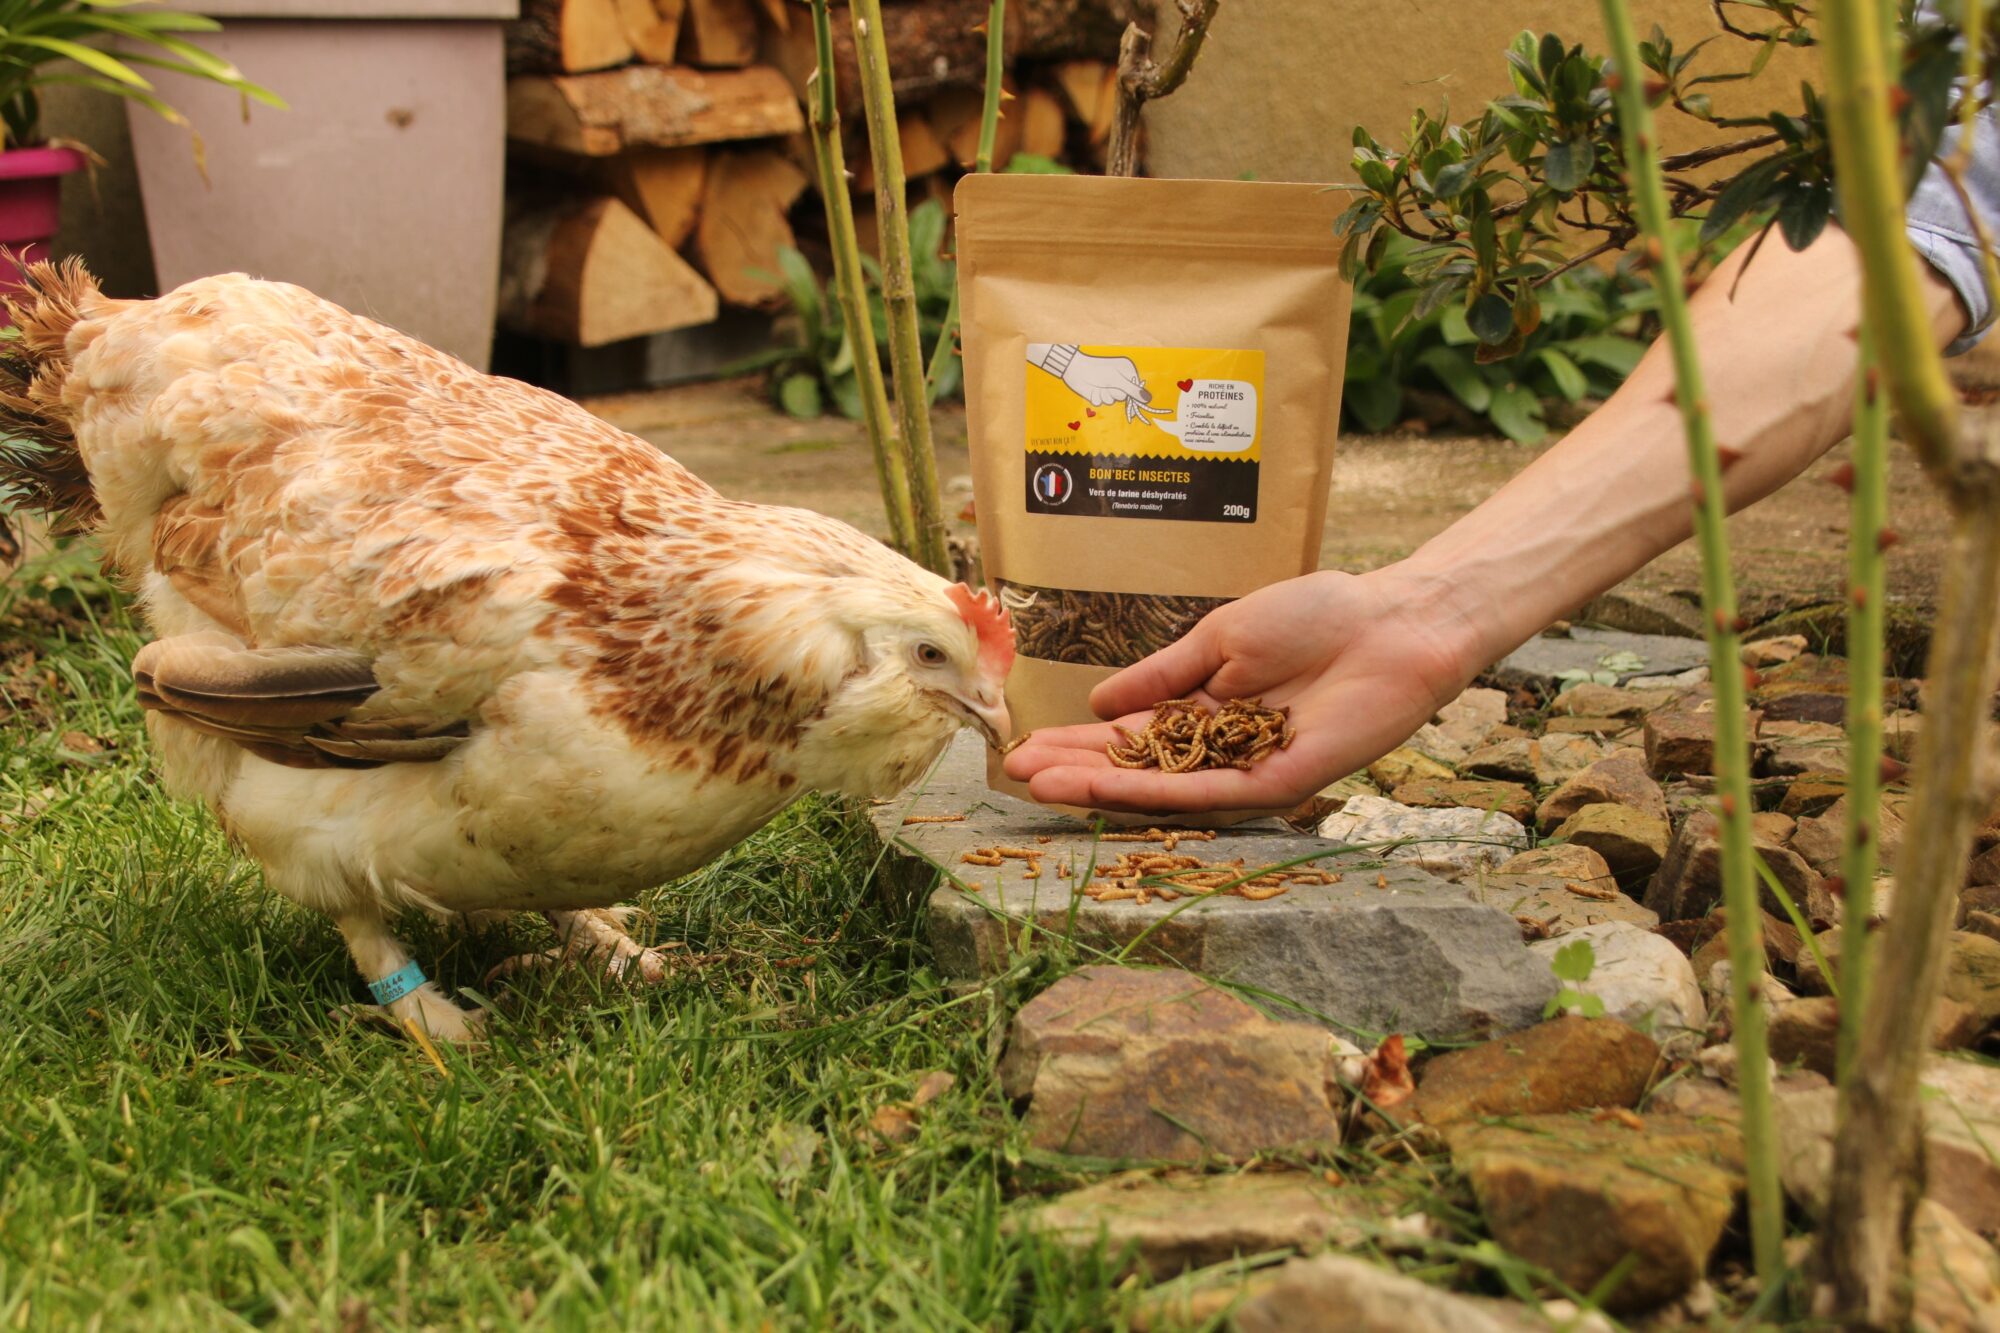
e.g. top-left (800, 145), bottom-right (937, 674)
top-left (960, 688), bottom-right (1012, 749)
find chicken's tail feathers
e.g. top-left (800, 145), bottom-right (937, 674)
top-left (0, 258), bottom-right (102, 535)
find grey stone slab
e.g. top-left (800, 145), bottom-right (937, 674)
top-left (876, 735), bottom-right (1557, 1041)
top-left (1489, 627), bottom-right (1714, 692)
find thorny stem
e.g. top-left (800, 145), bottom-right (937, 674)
top-left (1821, 0), bottom-right (2000, 1323)
top-left (807, 0), bottom-right (913, 555)
top-left (924, 0), bottom-right (1005, 408)
top-left (1835, 328), bottom-right (1886, 1086)
top-left (1598, 0), bottom-right (1786, 1297)
top-left (850, 0), bottom-right (952, 576)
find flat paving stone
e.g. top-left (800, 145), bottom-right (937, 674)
top-left (1489, 627), bottom-right (1712, 692)
top-left (875, 736), bottom-right (1556, 1040)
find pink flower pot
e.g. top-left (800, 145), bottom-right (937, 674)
top-left (0, 145), bottom-right (86, 284)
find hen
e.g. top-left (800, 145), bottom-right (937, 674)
top-left (0, 262), bottom-right (1011, 1041)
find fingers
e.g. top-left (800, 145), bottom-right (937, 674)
top-left (1090, 631), bottom-right (1226, 720)
top-left (1022, 754), bottom-right (1308, 814)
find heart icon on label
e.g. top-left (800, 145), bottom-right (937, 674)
top-left (1085, 408), bottom-right (1095, 417)
top-left (1067, 420), bottom-right (1081, 431)
top-left (1176, 378), bottom-right (1194, 392)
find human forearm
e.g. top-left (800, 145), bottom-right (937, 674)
top-left (1385, 226), bottom-right (1964, 681)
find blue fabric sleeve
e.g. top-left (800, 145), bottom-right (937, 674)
top-left (1906, 105), bottom-right (2000, 353)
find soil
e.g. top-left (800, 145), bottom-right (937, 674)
top-left (590, 378), bottom-right (1953, 627)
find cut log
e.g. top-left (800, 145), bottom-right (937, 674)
top-left (694, 147), bottom-right (810, 306)
top-left (615, 0), bottom-right (683, 64)
top-left (1054, 59), bottom-right (1117, 142)
top-left (770, 0), bottom-right (1144, 117)
top-left (929, 82), bottom-right (1021, 169)
top-left (507, 0), bottom-right (633, 75)
top-left (852, 112), bottom-right (951, 193)
top-left (594, 146), bottom-right (709, 248)
top-left (678, 0), bottom-right (759, 67)
top-left (507, 64), bottom-right (804, 156)
top-left (1018, 85), bottom-right (1066, 159)
top-left (499, 194), bottom-right (719, 346)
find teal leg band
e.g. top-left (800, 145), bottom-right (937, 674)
top-left (369, 961), bottom-right (428, 1006)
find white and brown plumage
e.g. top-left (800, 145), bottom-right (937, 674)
top-left (0, 261), bottom-right (1012, 1041)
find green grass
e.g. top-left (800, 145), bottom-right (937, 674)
top-left (0, 565), bottom-right (1139, 1331)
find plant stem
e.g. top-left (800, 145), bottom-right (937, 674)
top-left (1106, 0), bottom-right (1221, 177)
top-left (1597, 0), bottom-right (1784, 1295)
top-left (924, 0), bottom-right (1005, 408)
top-left (850, 0), bottom-right (952, 578)
top-left (1820, 0), bottom-right (2000, 1321)
top-left (1835, 329), bottom-right (1886, 1086)
top-left (806, 0), bottom-right (914, 556)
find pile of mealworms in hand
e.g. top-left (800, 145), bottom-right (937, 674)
top-left (958, 827), bottom-right (1339, 905)
top-left (1106, 697), bottom-right (1295, 773)
top-left (996, 581), bottom-right (1231, 668)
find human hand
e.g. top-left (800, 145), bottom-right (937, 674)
top-left (1003, 568), bottom-right (1478, 813)
top-left (1061, 352), bottom-right (1150, 407)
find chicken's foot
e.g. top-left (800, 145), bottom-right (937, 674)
top-left (335, 912), bottom-right (485, 1044)
top-left (486, 908), bottom-right (688, 987)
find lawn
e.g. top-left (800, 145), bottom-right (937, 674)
top-left (0, 555), bottom-right (1137, 1330)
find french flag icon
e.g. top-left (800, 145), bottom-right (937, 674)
top-left (1034, 464), bottom-right (1072, 504)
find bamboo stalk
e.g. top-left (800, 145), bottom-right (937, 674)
top-left (1597, 0), bottom-right (1785, 1294)
top-left (807, 0), bottom-right (913, 555)
top-left (1819, 1), bottom-right (2000, 1319)
top-left (924, 0), bottom-right (1005, 407)
top-left (850, 0), bottom-right (952, 577)
top-left (1835, 330), bottom-right (1887, 1085)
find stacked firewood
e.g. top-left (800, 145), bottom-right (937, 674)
top-left (500, 0), bottom-right (1142, 349)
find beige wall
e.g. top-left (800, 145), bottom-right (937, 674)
top-left (1147, 0), bottom-right (1816, 186)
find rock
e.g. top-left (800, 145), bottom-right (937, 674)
top-left (1644, 698), bottom-right (1763, 777)
top-left (1758, 720), bottom-right (1849, 778)
top-left (1909, 1199), bottom-right (2000, 1333)
top-left (1965, 886), bottom-right (2000, 921)
top-left (1447, 1113), bottom-right (1745, 1313)
top-left (1410, 1016), bottom-right (1659, 1126)
top-left (1499, 843), bottom-right (1616, 887)
top-left (1761, 691), bottom-right (1849, 725)
top-left (1553, 803), bottom-right (1672, 879)
top-left (1391, 779), bottom-right (1535, 825)
top-left (1742, 634), bottom-right (1809, 668)
top-left (1230, 1254), bottom-right (1543, 1333)
top-left (1529, 921), bottom-right (1705, 1034)
top-left (997, 968), bottom-right (1342, 1163)
top-left (1779, 775), bottom-right (1847, 818)
top-left (1542, 715), bottom-right (1640, 739)
top-left (1965, 910), bottom-right (2000, 944)
top-left (1406, 722), bottom-right (1474, 765)
top-left (1944, 931), bottom-right (2000, 1028)
top-left (1536, 734), bottom-right (1611, 785)
top-left (1427, 688), bottom-right (1511, 754)
top-left (1550, 682), bottom-right (1679, 720)
top-left (895, 736), bottom-right (1557, 1040)
top-left (1462, 738), bottom-right (1537, 784)
top-left (1647, 664), bottom-right (1711, 690)
top-left (1885, 709), bottom-right (1923, 761)
top-left (1368, 746), bottom-right (1455, 789)
top-left (1793, 927), bottom-right (1844, 995)
top-left (1318, 795), bottom-right (1530, 880)
top-left (1751, 994), bottom-right (1983, 1075)
top-left (1644, 809), bottom-right (1829, 926)
top-left (1579, 588), bottom-right (1708, 639)
top-left (1317, 772), bottom-right (1381, 805)
top-left (1017, 1171), bottom-right (1382, 1278)
top-left (1966, 844), bottom-right (2000, 888)
top-left (1536, 749), bottom-right (1669, 831)
top-left (1489, 627), bottom-right (1712, 693)
top-left (1470, 872), bottom-right (1659, 938)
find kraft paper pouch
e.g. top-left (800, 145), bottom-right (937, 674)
top-left (955, 173), bottom-right (1351, 813)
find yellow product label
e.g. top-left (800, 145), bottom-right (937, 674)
top-left (1023, 344), bottom-right (1263, 524)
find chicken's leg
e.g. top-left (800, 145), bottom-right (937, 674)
top-left (336, 912), bottom-right (484, 1043)
top-left (487, 908), bottom-right (685, 986)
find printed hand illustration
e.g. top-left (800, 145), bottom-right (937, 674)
top-left (1003, 569), bottom-right (1475, 813)
top-left (1026, 343), bottom-right (1151, 407)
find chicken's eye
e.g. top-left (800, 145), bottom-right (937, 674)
top-left (913, 642), bottom-right (950, 668)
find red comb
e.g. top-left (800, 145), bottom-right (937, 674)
top-left (947, 584), bottom-right (1015, 676)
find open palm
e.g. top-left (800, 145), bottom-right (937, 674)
top-left (1003, 570), bottom-right (1477, 813)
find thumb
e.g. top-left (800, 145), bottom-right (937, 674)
top-left (1090, 620), bottom-right (1225, 719)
